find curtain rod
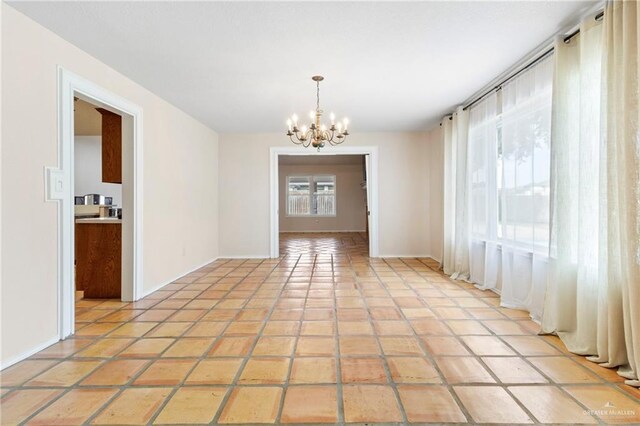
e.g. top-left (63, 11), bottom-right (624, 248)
top-left (459, 9), bottom-right (605, 113)
top-left (561, 10), bottom-right (604, 45)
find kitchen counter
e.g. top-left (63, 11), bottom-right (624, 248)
top-left (75, 217), bottom-right (122, 224)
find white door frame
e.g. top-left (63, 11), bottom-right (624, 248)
top-left (269, 146), bottom-right (379, 258)
top-left (55, 67), bottom-right (143, 339)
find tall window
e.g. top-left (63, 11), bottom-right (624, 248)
top-left (469, 93), bottom-right (498, 240)
top-left (499, 55), bottom-right (553, 252)
top-left (468, 55), bottom-right (553, 253)
top-left (287, 175), bottom-right (336, 216)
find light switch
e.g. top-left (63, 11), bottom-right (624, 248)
top-left (45, 167), bottom-right (66, 201)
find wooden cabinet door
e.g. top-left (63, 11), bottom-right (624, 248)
top-left (75, 223), bottom-right (122, 299)
top-left (96, 108), bottom-right (122, 184)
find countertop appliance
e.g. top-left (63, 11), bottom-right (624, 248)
top-left (108, 207), bottom-right (122, 219)
top-left (74, 193), bottom-right (118, 218)
top-left (76, 194), bottom-right (113, 206)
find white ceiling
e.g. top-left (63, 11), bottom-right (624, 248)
top-left (8, 1), bottom-right (596, 133)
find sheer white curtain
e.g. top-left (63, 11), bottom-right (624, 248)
top-left (542, 1), bottom-right (640, 386)
top-left (466, 57), bottom-right (553, 321)
top-left (442, 106), bottom-right (471, 279)
top-left (498, 55), bottom-right (553, 320)
top-left (468, 93), bottom-right (500, 291)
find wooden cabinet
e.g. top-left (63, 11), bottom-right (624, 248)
top-left (75, 223), bottom-right (121, 298)
top-left (96, 108), bottom-right (122, 184)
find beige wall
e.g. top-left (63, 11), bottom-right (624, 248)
top-left (1, 4), bottom-right (219, 366)
top-left (219, 132), bottom-right (432, 257)
top-left (279, 163), bottom-right (366, 232)
top-left (425, 126), bottom-right (444, 261)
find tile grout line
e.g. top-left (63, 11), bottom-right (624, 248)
top-left (354, 255), bottom-right (408, 424)
top-left (146, 257), bottom-right (267, 426)
top-left (407, 258), bottom-right (611, 423)
top-left (274, 252), bottom-right (313, 424)
top-left (378, 256), bottom-right (476, 423)
top-left (332, 251), bottom-right (346, 425)
top-left (23, 258), bottom-right (243, 425)
top-left (398, 257), bottom-right (602, 424)
top-left (210, 253), bottom-right (300, 425)
top-left (3, 234), bottom-right (638, 425)
top-left (398, 256), bottom-right (551, 424)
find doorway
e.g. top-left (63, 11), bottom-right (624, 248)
top-left (278, 154), bottom-right (368, 255)
top-left (73, 97), bottom-right (125, 305)
top-left (53, 68), bottom-right (144, 340)
top-left (269, 146), bottom-right (379, 258)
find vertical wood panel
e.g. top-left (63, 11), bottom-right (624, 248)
top-left (96, 108), bottom-right (122, 184)
top-left (75, 223), bottom-right (121, 298)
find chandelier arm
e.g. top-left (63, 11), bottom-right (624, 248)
top-left (301, 130), bottom-right (312, 147)
top-left (329, 132), bottom-right (346, 146)
top-left (294, 130), bottom-right (311, 148)
top-left (293, 131), bottom-right (310, 147)
top-left (289, 134), bottom-right (303, 145)
top-left (328, 128), bottom-right (340, 144)
top-left (325, 129), bottom-right (334, 143)
top-left (326, 128), bottom-right (335, 143)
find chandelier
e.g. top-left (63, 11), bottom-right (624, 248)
top-left (286, 75), bottom-right (349, 150)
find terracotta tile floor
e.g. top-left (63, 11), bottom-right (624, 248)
top-left (1, 232), bottom-right (639, 424)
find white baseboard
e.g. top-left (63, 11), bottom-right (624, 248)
top-left (279, 230), bottom-right (366, 233)
top-left (219, 255), bottom-right (270, 259)
top-left (378, 254), bottom-right (431, 258)
top-left (1, 257), bottom-right (220, 370)
top-left (141, 256), bottom-right (219, 298)
top-left (0, 336), bottom-right (60, 371)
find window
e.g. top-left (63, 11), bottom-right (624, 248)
top-left (287, 175), bottom-right (336, 216)
top-left (468, 93), bottom-right (498, 240)
top-left (499, 56), bottom-right (553, 252)
top-left (468, 55), bottom-right (553, 253)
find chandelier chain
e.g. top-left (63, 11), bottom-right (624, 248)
top-left (316, 81), bottom-right (320, 112)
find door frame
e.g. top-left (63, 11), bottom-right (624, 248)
top-left (269, 146), bottom-right (379, 258)
top-left (55, 67), bottom-right (144, 339)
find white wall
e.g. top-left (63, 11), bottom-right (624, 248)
top-left (425, 126), bottom-right (444, 261)
top-left (1, 4), bottom-right (219, 367)
top-left (74, 136), bottom-right (123, 206)
top-left (279, 163), bottom-right (366, 232)
top-left (219, 132), bottom-right (432, 257)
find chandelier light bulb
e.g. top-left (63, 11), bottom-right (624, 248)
top-left (330, 112), bottom-right (335, 124)
top-left (320, 124), bottom-right (327, 131)
top-left (301, 125), bottom-right (308, 134)
top-left (309, 111), bottom-right (315, 121)
top-left (286, 119), bottom-right (292, 131)
top-left (343, 118), bottom-right (349, 130)
top-left (337, 123), bottom-right (343, 133)
top-left (292, 114), bottom-right (298, 126)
